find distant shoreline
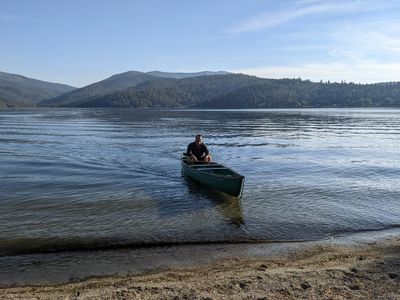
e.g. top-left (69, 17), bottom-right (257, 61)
top-left (2, 70), bottom-right (400, 109)
top-left (2, 106), bottom-right (400, 111)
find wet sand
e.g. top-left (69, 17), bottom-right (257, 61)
top-left (1, 234), bottom-right (399, 299)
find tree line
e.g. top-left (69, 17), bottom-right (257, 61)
top-left (62, 75), bottom-right (400, 108)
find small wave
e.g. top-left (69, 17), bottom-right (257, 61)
top-left (0, 237), bottom-right (143, 256)
top-left (0, 236), bottom-right (312, 257)
top-left (329, 224), bottom-right (400, 238)
top-left (1, 225), bottom-right (399, 257)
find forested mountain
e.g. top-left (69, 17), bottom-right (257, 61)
top-left (42, 70), bottom-right (230, 107)
top-left (61, 74), bottom-right (264, 108)
top-left (199, 79), bottom-right (400, 108)
top-left (41, 71), bottom-right (156, 107)
top-left (49, 73), bottom-right (400, 108)
top-left (2, 70), bottom-right (400, 109)
top-left (0, 71), bottom-right (75, 108)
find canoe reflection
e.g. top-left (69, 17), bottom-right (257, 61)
top-left (184, 179), bottom-right (244, 227)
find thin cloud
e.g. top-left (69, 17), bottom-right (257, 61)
top-left (223, 1), bottom-right (361, 37)
top-left (237, 61), bottom-right (400, 83)
top-left (230, 1), bottom-right (400, 83)
top-left (343, 21), bottom-right (400, 53)
top-left (326, 18), bottom-right (400, 68)
top-left (237, 19), bottom-right (400, 83)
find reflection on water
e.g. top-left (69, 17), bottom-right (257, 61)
top-left (0, 108), bottom-right (399, 256)
top-left (183, 178), bottom-right (244, 227)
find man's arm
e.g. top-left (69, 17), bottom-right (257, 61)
top-left (203, 144), bottom-right (209, 156)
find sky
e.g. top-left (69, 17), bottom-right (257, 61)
top-left (1, 0), bottom-right (400, 87)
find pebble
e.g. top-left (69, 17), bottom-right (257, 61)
top-left (388, 273), bottom-right (398, 279)
top-left (350, 285), bottom-right (360, 290)
top-left (301, 283), bottom-right (311, 290)
top-left (257, 264), bottom-right (268, 271)
top-left (350, 268), bottom-right (358, 273)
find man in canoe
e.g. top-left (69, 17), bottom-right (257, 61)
top-left (187, 134), bottom-right (212, 164)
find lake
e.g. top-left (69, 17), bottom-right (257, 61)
top-left (0, 108), bottom-right (399, 262)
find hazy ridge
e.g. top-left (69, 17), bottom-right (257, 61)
top-left (0, 71), bottom-right (75, 108)
top-left (1, 70), bottom-right (400, 108)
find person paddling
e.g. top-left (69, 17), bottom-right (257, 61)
top-left (187, 134), bottom-right (212, 164)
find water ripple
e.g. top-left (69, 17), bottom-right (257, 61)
top-left (0, 108), bottom-right (399, 255)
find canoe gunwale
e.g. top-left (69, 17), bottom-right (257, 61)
top-left (182, 161), bottom-right (243, 179)
top-left (181, 154), bottom-right (245, 198)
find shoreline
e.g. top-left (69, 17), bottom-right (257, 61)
top-left (1, 229), bottom-right (400, 299)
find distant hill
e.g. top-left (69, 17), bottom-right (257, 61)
top-left (41, 71), bottom-right (157, 107)
top-left (0, 71), bottom-right (75, 108)
top-left (2, 69), bottom-right (400, 108)
top-left (45, 72), bottom-right (400, 108)
top-left (199, 79), bottom-right (400, 108)
top-left (42, 70), bottom-right (230, 107)
top-left (55, 74), bottom-right (264, 108)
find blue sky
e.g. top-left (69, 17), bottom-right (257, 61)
top-left (1, 0), bottom-right (400, 87)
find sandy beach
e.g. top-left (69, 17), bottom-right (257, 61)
top-left (1, 235), bottom-right (399, 300)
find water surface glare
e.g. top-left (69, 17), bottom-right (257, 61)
top-left (0, 108), bottom-right (399, 256)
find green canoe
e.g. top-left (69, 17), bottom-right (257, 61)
top-left (181, 153), bottom-right (245, 198)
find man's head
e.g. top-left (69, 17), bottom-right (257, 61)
top-left (195, 134), bottom-right (203, 146)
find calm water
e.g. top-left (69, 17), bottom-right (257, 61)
top-left (1, 108), bottom-right (399, 256)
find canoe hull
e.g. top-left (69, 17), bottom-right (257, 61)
top-left (181, 157), bottom-right (245, 198)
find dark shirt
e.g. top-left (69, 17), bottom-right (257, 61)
top-left (187, 142), bottom-right (209, 160)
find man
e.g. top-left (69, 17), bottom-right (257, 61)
top-left (187, 134), bottom-right (212, 164)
